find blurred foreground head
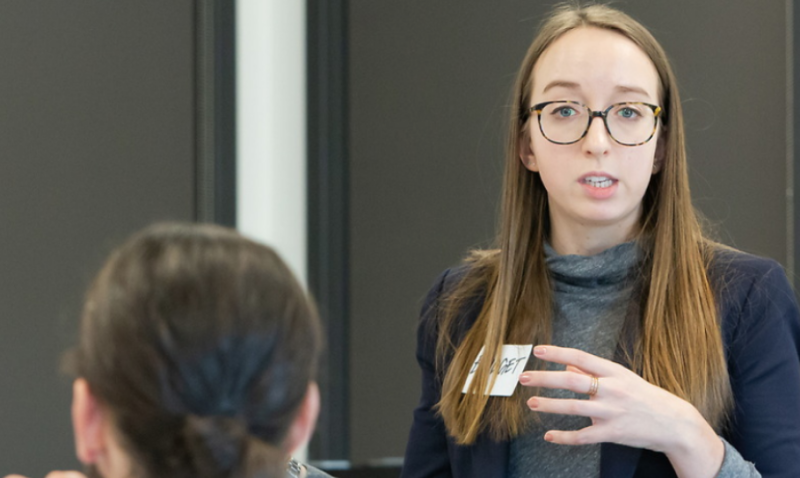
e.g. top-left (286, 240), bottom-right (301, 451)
top-left (68, 222), bottom-right (322, 478)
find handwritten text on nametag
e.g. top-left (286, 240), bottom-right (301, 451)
top-left (462, 344), bottom-right (533, 396)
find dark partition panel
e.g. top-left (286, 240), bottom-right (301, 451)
top-left (307, 0), bottom-right (351, 461)
top-left (0, 1), bottom-right (234, 474)
top-left (320, 0), bottom-right (791, 465)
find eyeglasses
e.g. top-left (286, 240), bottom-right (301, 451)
top-left (529, 101), bottom-right (663, 146)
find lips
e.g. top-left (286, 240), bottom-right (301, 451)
top-left (579, 172), bottom-right (618, 199)
top-left (579, 172), bottom-right (617, 188)
top-left (583, 176), bottom-right (614, 188)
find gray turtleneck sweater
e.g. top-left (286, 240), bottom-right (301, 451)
top-left (508, 242), bottom-right (759, 478)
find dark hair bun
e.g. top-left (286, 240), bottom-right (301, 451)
top-left (183, 414), bottom-right (250, 474)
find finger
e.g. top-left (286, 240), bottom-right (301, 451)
top-left (527, 396), bottom-right (610, 419)
top-left (544, 426), bottom-right (605, 446)
top-left (566, 364), bottom-right (590, 376)
top-left (533, 345), bottom-right (620, 377)
top-left (45, 473), bottom-right (87, 478)
top-left (519, 370), bottom-right (596, 395)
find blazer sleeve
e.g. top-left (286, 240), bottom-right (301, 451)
top-left (400, 269), bottom-right (454, 478)
top-left (722, 260), bottom-right (800, 478)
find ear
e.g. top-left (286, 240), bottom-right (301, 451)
top-left (284, 382), bottom-right (320, 455)
top-left (652, 126), bottom-right (667, 174)
top-left (518, 129), bottom-right (538, 172)
top-left (72, 378), bottom-right (107, 465)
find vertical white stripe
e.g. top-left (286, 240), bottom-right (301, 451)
top-left (236, 0), bottom-right (307, 287)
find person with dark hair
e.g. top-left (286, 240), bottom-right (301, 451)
top-left (5, 222), bottom-right (332, 478)
top-left (401, 3), bottom-right (800, 478)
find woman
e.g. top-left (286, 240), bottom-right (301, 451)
top-left (6, 223), bottom-right (331, 478)
top-left (401, 4), bottom-right (800, 478)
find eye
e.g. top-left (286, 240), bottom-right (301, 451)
top-left (617, 105), bottom-right (641, 119)
top-left (552, 106), bottom-right (578, 118)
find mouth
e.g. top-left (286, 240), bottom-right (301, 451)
top-left (581, 175), bottom-right (616, 188)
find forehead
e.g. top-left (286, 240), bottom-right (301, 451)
top-left (531, 27), bottom-right (661, 102)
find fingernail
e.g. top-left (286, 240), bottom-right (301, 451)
top-left (528, 397), bottom-right (539, 409)
top-left (534, 346), bottom-right (546, 356)
top-left (544, 432), bottom-right (553, 442)
top-left (519, 373), bottom-right (531, 385)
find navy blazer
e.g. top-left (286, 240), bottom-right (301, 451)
top-left (400, 250), bottom-right (800, 478)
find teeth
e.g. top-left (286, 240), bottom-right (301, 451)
top-left (584, 176), bottom-right (613, 188)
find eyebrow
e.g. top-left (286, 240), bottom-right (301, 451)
top-left (542, 80), bottom-right (652, 98)
top-left (614, 84), bottom-right (651, 97)
top-left (542, 80), bottom-right (580, 93)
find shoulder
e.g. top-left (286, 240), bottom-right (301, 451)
top-left (420, 261), bottom-right (490, 327)
top-left (707, 246), bottom-right (800, 350)
top-left (707, 246), bottom-right (792, 305)
top-left (708, 246), bottom-right (785, 280)
top-left (423, 263), bottom-right (472, 303)
top-left (426, 249), bottom-right (499, 294)
top-left (417, 260), bottom-right (493, 357)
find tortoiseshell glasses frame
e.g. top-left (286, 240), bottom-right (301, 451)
top-left (528, 100), bottom-right (663, 146)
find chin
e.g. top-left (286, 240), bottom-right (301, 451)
top-left (579, 212), bottom-right (638, 229)
top-left (579, 204), bottom-right (641, 225)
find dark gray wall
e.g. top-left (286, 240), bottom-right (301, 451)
top-left (346, 0), bottom-right (789, 463)
top-left (0, 1), bottom-right (195, 474)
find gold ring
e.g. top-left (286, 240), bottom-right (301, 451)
top-left (587, 376), bottom-right (599, 396)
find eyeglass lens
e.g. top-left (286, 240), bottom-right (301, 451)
top-left (538, 102), bottom-right (657, 145)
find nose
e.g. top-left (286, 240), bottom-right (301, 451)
top-left (582, 114), bottom-right (611, 157)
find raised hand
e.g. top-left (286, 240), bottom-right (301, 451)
top-left (518, 345), bottom-right (724, 478)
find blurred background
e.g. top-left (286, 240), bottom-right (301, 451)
top-left (0, 1), bottom-right (795, 476)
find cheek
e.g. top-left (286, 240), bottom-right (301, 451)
top-left (623, 149), bottom-right (658, 190)
top-left (530, 135), bottom-right (569, 166)
top-left (529, 125), bottom-right (549, 154)
top-left (533, 156), bottom-right (575, 196)
top-left (530, 141), bottom-right (584, 190)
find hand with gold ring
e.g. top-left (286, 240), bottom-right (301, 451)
top-left (518, 345), bottom-right (725, 478)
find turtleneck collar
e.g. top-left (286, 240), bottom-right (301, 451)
top-left (544, 240), bottom-right (641, 288)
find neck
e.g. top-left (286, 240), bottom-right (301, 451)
top-left (549, 215), bottom-right (639, 256)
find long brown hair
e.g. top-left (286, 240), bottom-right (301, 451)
top-left (435, 3), bottom-right (732, 445)
top-left (68, 222), bottom-right (322, 477)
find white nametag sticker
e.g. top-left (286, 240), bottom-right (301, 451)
top-left (462, 344), bottom-right (533, 396)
